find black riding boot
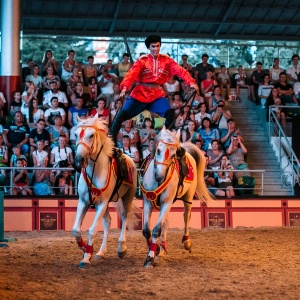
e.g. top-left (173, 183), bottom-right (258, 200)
top-left (109, 109), bottom-right (131, 144)
top-left (164, 109), bottom-right (176, 130)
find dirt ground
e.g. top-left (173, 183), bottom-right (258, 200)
top-left (1, 227), bottom-right (300, 300)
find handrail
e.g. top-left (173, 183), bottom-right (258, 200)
top-left (268, 105), bottom-right (300, 195)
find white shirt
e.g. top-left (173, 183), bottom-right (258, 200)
top-left (25, 109), bottom-right (44, 122)
top-left (235, 73), bottom-right (246, 86)
top-left (44, 107), bottom-right (66, 118)
top-left (51, 146), bottom-right (72, 164)
top-left (43, 90), bottom-right (68, 107)
top-left (32, 150), bottom-right (48, 166)
top-left (97, 73), bottom-right (118, 94)
top-left (287, 66), bottom-right (300, 80)
top-left (269, 68), bottom-right (283, 81)
top-left (258, 84), bottom-right (274, 98)
top-left (294, 82), bottom-right (300, 96)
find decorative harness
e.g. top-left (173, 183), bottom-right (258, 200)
top-left (140, 140), bottom-right (193, 210)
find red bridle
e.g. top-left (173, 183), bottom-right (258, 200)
top-left (154, 140), bottom-right (177, 166)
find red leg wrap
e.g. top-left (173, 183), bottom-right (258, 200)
top-left (147, 238), bottom-right (152, 247)
top-left (161, 241), bottom-right (167, 252)
top-left (85, 244), bottom-right (93, 254)
top-left (149, 242), bottom-right (158, 252)
top-left (182, 235), bottom-right (190, 243)
top-left (78, 238), bottom-right (87, 249)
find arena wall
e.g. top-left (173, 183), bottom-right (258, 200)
top-left (3, 196), bottom-right (300, 231)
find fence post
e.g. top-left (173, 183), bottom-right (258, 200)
top-left (0, 191), bottom-right (16, 246)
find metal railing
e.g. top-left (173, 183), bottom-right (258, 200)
top-left (268, 105), bottom-right (300, 195)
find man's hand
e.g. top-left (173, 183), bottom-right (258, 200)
top-left (190, 83), bottom-right (199, 92)
top-left (120, 88), bottom-right (127, 98)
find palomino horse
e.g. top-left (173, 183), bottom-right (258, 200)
top-left (140, 126), bottom-right (213, 267)
top-left (72, 115), bottom-right (137, 268)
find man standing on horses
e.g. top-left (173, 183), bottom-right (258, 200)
top-left (109, 35), bottom-right (198, 143)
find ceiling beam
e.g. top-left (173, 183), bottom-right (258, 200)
top-left (109, 0), bottom-right (122, 34)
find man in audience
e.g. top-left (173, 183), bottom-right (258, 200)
top-left (194, 54), bottom-right (215, 86)
top-left (44, 97), bottom-right (66, 126)
top-left (3, 111), bottom-right (30, 155)
top-left (22, 59), bottom-right (33, 82)
top-left (287, 54), bottom-right (300, 85)
top-left (251, 62), bottom-right (266, 105)
top-left (43, 81), bottom-right (68, 109)
top-left (274, 72), bottom-right (299, 105)
top-left (220, 118), bottom-right (244, 149)
top-left (29, 119), bottom-right (50, 154)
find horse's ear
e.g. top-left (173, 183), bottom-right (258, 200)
top-left (76, 115), bottom-right (82, 123)
top-left (176, 129), bottom-right (181, 140)
top-left (162, 125), bottom-right (166, 132)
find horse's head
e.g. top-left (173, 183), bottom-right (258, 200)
top-left (153, 126), bottom-right (180, 182)
top-left (74, 115), bottom-right (111, 169)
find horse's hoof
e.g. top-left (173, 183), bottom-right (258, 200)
top-left (158, 246), bottom-right (166, 257)
top-left (78, 261), bottom-right (91, 269)
top-left (118, 249), bottom-right (127, 259)
top-left (95, 254), bottom-right (105, 260)
top-left (183, 239), bottom-right (192, 252)
top-left (144, 256), bottom-right (156, 268)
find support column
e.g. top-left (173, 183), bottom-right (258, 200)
top-left (0, 0), bottom-right (22, 114)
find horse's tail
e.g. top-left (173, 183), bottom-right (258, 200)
top-left (184, 143), bottom-right (215, 204)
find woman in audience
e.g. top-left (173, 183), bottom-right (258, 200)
top-left (12, 158), bottom-right (32, 196)
top-left (181, 120), bottom-right (201, 143)
top-left (42, 50), bottom-right (58, 76)
top-left (43, 66), bottom-right (61, 92)
top-left (175, 104), bottom-right (195, 130)
top-left (207, 139), bottom-right (224, 169)
top-left (194, 103), bottom-right (211, 129)
top-left (61, 49), bottom-right (79, 83)
top-left (88, 76), bottom-right (98, 103)
top-left (212, 99), bottom-right (232, 136)
top-left (117, 119), bottom-right (139, 148)
top-left (56, 171), bottom-right (73, 195)
top-left (269, 58), bottom-right (284, 84)
top-left (26, 99), bottom-right (44, 129)
top-left (120, 135), bottom-right (140, 167)
top-left (258, 74), bottom-right (273, 108)
top-left (67, 66), bottom-right (83, 96)
top-left (21, 81), bottom-right (38, 115)
top-left (208, 85), bottom-right (224, 114)
top-left (90, 97), bottom-right (109, 120)
top-left (201, 69), bottom-right (216, 99)
top-left (198, 117), bottom-right (220, 152)
top-left (32, 140), bottom-right (49, 167)
top-left (235, 65), bottom-right (251, 101)
top-left (48, 115), bottom-right (69, 149)
top-left (25, 65), bottom-right (43, 89)
top-left (139, 118), bottom-right (156, 151)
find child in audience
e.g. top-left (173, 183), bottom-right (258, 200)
top-left (32, 140), bottom-right (49, 167)
top-left (12, 158), bottom-right (32, 195)
top-left (10, 146), bottom-right (27, 167)
top-left (56, 171), bottom-right (73, 195)
top-left (10, 91), bottom-right (22, 116)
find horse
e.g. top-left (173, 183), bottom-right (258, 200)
top-left (140, 126), bottom-right (214, 267)
top-left (72, 115), bottom-right (137, 268)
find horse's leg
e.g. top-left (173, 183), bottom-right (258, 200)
top-left (72, 199), bottom-right (89, 252)
top-left (95, 206), bottom-right (111, 259)
top-left (143, 199), bottom-right (153, 249)
top-left (144, 201), bottom-right (172, 268)
top-left (159, 216), bottom-right (168, 257)
top-left (182, 200), bottom-right (192, 252)
top-left (80, 201), bottom-right (108, 268)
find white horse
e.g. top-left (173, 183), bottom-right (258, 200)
top-left (72, 115), bottom-right (137, 268)
top-left (140, 126), bottom-right (214, 267)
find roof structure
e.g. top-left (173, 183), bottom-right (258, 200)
top-left (22, 0), bottom-right (300, 41)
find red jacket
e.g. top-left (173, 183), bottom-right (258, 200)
top-left (120, 54), bottom-right (195, 103)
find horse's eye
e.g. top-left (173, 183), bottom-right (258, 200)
top-left (74, 133), bottom-right (77, 138)
top-left (157, 149), bottom-right (161, 156)
top-left (90, 134), bottom-right (94, 139)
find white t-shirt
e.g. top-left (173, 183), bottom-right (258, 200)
top-left (164, 81), bottom-right (180, 93)
top-left (25, 109), bottom-right (44, 122)
top-left (195, 112), bottom-right (211, 127)
top-left (293, 82), bottom-right (300, 96)
top-left (32, 150), bottom-right (48, 166)
top-left (51, 146), bottom-right (72, 164)
top-left (269, 68), bottom-right (283, 81)
top-left (43, 91), bottom-right (68, 107)
top-left (44, 107), bottom-right (66, 118)
top-left (258, 84), bottom-right (274, 98)
top-left (235, 73), bottom-right (247, 86)
top-left (287, 66), bottom-right (300, 80)
top-left (97, 73), bottom-right (118, 94)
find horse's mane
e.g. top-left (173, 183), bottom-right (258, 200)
top-left (77, 116), bottom-right (114, 157)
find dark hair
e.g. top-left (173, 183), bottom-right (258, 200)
top-left (88, 76), bottom-right (97, 84)
top-left (211, 139), bottom-right (219, 145)
top-left (220, 65), bottom-right (226, 68)
top-left (50, 96), bottom-right (58, 103)
top-left (145, 35), bottom-right (161, 48)
top-left (142, 118), bottom-right (154, 129)
top-left (256, 62), bottom-right (263, 66)
top-left (98, 97), bottom-right (107, 105)
top-left (53, 115), bottom-right (62, 121)
top-left (201, 117), bottom-right (212, 128)
top-left (27, 59), bottom-right (33, 63)
top-left (292, 54), bottom-right (299, 60)
top-left (28, 98), bottom-right (39, 123)
top-left (68, 49), bottom-right (75, 55)
top-left (123, 53), bottom-right (130, 58)
top-left (42, 50), bottom-right (53, 65)
top-left (87, 56), bottom-right (94, 60)
top-left (182, 54), bottom-right (188, 59)
top-left (202, 54), bottom-right (209, 59)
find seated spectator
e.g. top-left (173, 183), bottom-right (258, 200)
top-left (29, 119), bottom-right (50, 154)
top-left (0, 91), bottom-right (6, 116)
top-left (251, 62), bottom-right (266, 104)
top-left (182, 120), bottom-right (201, 143)
top-left (200, 69), bottom-right (217, 99)
top-left (10, 91), bottom-right (22, 116)
top-left (217, 65), bottom-right (231, 100)
top-left (25, 64), bottom-right (43, 90)
top-left (212, 99), bottom-right (232, 136)
top-left (90, 97), bottom-right (109, 120)
top-left (163, 76), bottom-right (180, 97)
top-left (43, 66), bottom-right (61, 92)
top-left (10, 146), bottom-right (27, 167)
top-left (61, 50), bottom-right (79, 83)
top-left (26, 99), bottom-right (44, 129)
top-left (117, 119), bottom-right (139, 148)
top-left (208, 85), bottom-right (224, 114)
top-left (194, 53), bottom-right (215, 86)
top-left (106, 59), bottom-right (118, 75)
top-left (142, 138), bottom-right (155, 159)
top-left (198, 117), bottom-right (220, 151)
top-left (70, 81), bottom-right (88, 106)
top-left (11, 158), bottom-right (32, 196)
top-left (48, 115), bottom-right (69, 149)
top-left (55, 170), bottom-right (73, 195)
top-left (43, 81), bottom-right (68, 109)
top-left (265, 88), bottom-right (286, 130)
top-left (120, 135), bottom-right (140, 167)
top-left (83, 56), bottom-right (97, 85)
top-left (195, 103), bottom-right (211, 129)
top-left (22, 59), bottom-right (33, 82)
top-left (293, 74), bottom-right (300, 101)
top-left (110, 98), bottom-right (123, 122)
top-left (21, 81), bottom-right (38, 114)
top-left (32, 140), bottom-right (49, 167)
top-left (226, 135), bottom-right (249, 178)
top-left (68, 97), bottom-right (89, 128)
top-left (50, 135), bottom-right (74, 176)
top-left (33, 157), bottom-right (55, 195)
top-left (67, 66), bottom-right (84, 96)
top-left (194, 139), bottom-right (206, 155)
top-left (42, 50), bottom-right (58, 76)
top-left (114, 53), bottom-right (133, 80)
top-left (207, 139), bottom-right (224, 169)
top-left (216, 155), bottom-right (235, 198)
top-left (3, 111), bottom-right (30, 155)
top-left (88, 76), bottom-right (98, 104)
top-left (175, 104), bottom-right (195, 130)
top-left (258, 74), bottom-right (273, 108)
top-left (132, 110), bottom-right (152, 129)
top-left (235, 65), bottom-right (251, 101)
top-left (139, 118), bottom-right (156, 151)
top-left (108, 83), bottom-right (121, 109)
top-left (44, 97), bottom-right (66, 126)
top-left (269, 58), bottom-right (283, 84)
top-left (180, 54), bottom-right (193, 77)
top-left (189, 91), bottom-right (204, 115)
top-left (286, 54), bottom-right (300, 85)
top-left (220, 118), bottom-right (244, 150)
top-left (0, 134), bottom-right (9, 187)
top-left (274, 72), bottom-right (299, 105)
